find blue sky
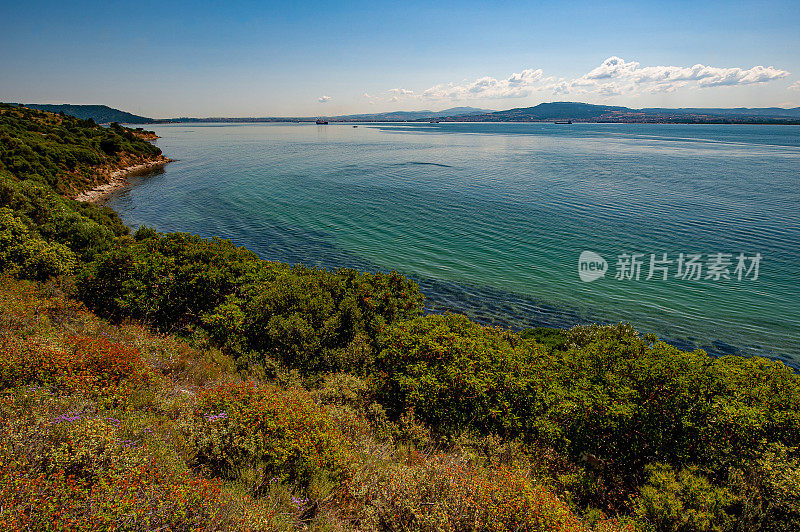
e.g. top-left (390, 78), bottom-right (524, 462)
top-left (1, 0), bottom-right (799, 117)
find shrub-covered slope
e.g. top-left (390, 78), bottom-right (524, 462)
top-left (0, 103), bottom-right (162, 195)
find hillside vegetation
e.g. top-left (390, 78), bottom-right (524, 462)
top-left (22, 103), bottom-right (155, 124)
top-left (1, 105), bottom-right (798, 531)
top-left (0, 103), bottom-right (162, 195)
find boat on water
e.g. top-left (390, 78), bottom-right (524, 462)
top-left (429, 119), bottom-right (440, 124)
top-left (554, 120), bottom-right (572, 124)
top-left (316, 118), bottom-right (328, 125)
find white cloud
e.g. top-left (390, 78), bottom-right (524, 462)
top-left (542, 57), bottom-right (789, 97)
top-left (421, 68), bottom-right (544, 100)
top-left (789, 81), bottom-right (800, 91)
top-left (379, 57), bottom-right (790, 103)
top-left (387, 88), bottom-right (415, 103)
top-left (318, 95), bottom-right (331, 103)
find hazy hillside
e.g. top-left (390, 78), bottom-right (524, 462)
top-left (641, 106), bottom-right (800, 119)
top-left (332, 106), bottom-right (495, 121)
top-left (24, 103), bottom-right (155, 124)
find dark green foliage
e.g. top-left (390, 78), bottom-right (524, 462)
top-left (729, 443), bottom-right (800, 531)
top-left (373, 318), bottom-right (800, 513)
top-left (0, 207), bottom-right (76, 280)
top-left (634, 463), bottom-right (736, 532)
top-left (0, 171), bottom-right (127, 264)
top-left (519, 326), bottom-right (568, 351)
top-left (99, 136), bottom-right (122, 155)
top-left (77, 231), bottom-right (264, 330)
top-left (373, 313), bottom-right (542, 438)
top-left (78, 231), bottom-right (424, 374)
top-left (219, 265), bottom-right (425, 373)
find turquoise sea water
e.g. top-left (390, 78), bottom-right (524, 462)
top-left (109, 122), bottom-right (800, 366)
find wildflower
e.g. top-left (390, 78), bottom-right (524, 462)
top-left (291, 496), bottom-right (308, 509)
top-left (206, 411), bottom-right (228, 422)
top-left (51, 413), bottom-right (83, 424)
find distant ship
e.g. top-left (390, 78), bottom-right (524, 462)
top-left (316, 118), bottom-right (328, 125)
top-left (554, 120), bottom-right (572, 124)
top-left (429, 119), bottom-right (440, 123)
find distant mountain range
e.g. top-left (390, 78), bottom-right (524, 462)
top-left (11, 102), bottom-right (800, 125)
top-left (332, 107), bottom-right (495, 121)
top-left (153, 107), bottom-right (496, 123)
top-left (23, 104), bottom-right (155, 124)
top-left (446, 102), bottom-right (800, 123)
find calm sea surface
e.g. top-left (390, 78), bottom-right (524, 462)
top-left (109, 122), bottom-right (800, 366)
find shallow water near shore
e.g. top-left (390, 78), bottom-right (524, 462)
top-left (108, 122), bottom-right (800, 366)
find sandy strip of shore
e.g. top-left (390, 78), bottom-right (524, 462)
top-left (74, 156), bottom-right (173, 203)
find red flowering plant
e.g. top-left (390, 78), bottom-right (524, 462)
top-left (186, 381), bottom-right (351, 496)
top-left (0, 334), bottom-right (155, 408)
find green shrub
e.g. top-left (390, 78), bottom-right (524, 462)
top-left (79, 231), bottom-right (424, 373)
top-left (634, 463), bottom-right (735, 532)
top-left (520, 326), bottom-right (569, 351)
top-left (0, 207), bottom-right (76, 279)
top-left (373, 313), bottom-right (544, 439)
top-left (0, 173), bottom-right (126, 263)
top-left (730, 443), bottom-right (800, 531)
top-left (373, 319), bottom-right (800, 512)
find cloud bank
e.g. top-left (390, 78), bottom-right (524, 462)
top-left (379, 57), bottom-right (789, 103)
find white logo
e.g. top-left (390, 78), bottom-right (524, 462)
top-left (579, 251), bottom-right (607, 282)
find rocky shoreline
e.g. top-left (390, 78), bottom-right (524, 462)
top-left (74, 155), bottom-right (173, 202)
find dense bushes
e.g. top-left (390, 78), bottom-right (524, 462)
top-left (77, 231), bottom-right (264, 329)
top-left (634, 463), bottom-right (736, 532)
top-left (79, 230), bottom-right (424, 373)
top-left (0, 171), bottom-right (128, 264)
top-left (0, 206), bottom-right (76, 279)
top-left (373, 316), bottom-right (800, 513)
top-left (373, 313), bottom-right (543, 438)
top-left (208, 264), bottom-right (424, 373)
